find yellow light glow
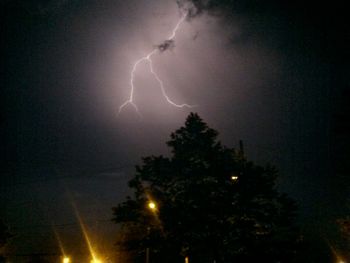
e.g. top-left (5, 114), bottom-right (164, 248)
top-left (231, 176), bottom-right (238, 181)
top-left (53, 227), bottom-right (66, 258)
top-left (72, 203), bottom-right (99, 261)
top-left (63, 257), bottom-right (70, 263)
top-left (148, 201), bottom-right (156, 210)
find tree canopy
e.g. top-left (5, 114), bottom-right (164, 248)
top-left (0, 220), bottom-right (12, 262)
top-left (113, 113), bottom-right (299, 263)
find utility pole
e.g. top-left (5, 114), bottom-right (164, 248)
top-left (239, 140), bottom-right (244, 156)
top-left (146, 247), bottom-right (150, 263)
top-left (146, 226), bottom-right (150, 263)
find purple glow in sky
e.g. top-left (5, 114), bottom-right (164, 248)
top-left (118, 10), bottom-right (195, 115)
top-left (2, 0), bottom-right (347, 260)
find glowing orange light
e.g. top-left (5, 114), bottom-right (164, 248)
top-left (72, 203), bottom-right (100, 262)
top-left (148, 201), bottom-right (156, 210)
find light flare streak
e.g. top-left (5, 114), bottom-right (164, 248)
top-left (118, 12), bottom-right (195, 115)
top-left (72, 203), bottom-right (101, 262)
top-left (53, 226), bottom-right (67, 258)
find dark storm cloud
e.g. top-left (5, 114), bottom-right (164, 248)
top-left (177, 0), bottom-right (348, 57)
top-left (156, 39), bottom-right (175, 52)
top-left (0, 0), bottom-right (72, 15)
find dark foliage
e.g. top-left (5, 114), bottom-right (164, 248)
top-left (0, 220), bottom-right (12, 250)
top-left (113, 113), bottom-right (299, 262)
top-left (0, 221), bottom-right (12, 263)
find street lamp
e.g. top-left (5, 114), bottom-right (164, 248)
top-left (63, 257), bottom-right (70, 263)
top-left (146, 200), bottom-right (157, 263)
top-left (231, 175), bottom-right (238, 181)
top-left (148, 201), bottom-right (156, 211)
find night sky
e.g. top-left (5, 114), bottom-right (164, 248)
top-left (1, 0), bottom-right (349, 261)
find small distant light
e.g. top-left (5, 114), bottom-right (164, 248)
top-left (63, 257), bottom-right (70, 263)
top-left (231, 176), bottom-right (238, 181)
top-left (185, 256), bottom-right (189, 263)
top-left (148, 201), bottom-right (156, 210)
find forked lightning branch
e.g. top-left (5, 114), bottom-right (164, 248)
top-left (118, 12), bottom-right (195, 115)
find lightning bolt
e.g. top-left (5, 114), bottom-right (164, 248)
top-left (118, 12), bottom-right (195, 115)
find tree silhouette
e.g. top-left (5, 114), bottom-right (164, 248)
top-left (113, 113), bottom-right (299, 263)
top-left (338, 217), bottom-right (350, 238)
top-left (0, 220), bottom-right (12, 262)
top-left (337, 212), bottom-right (350, 260)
